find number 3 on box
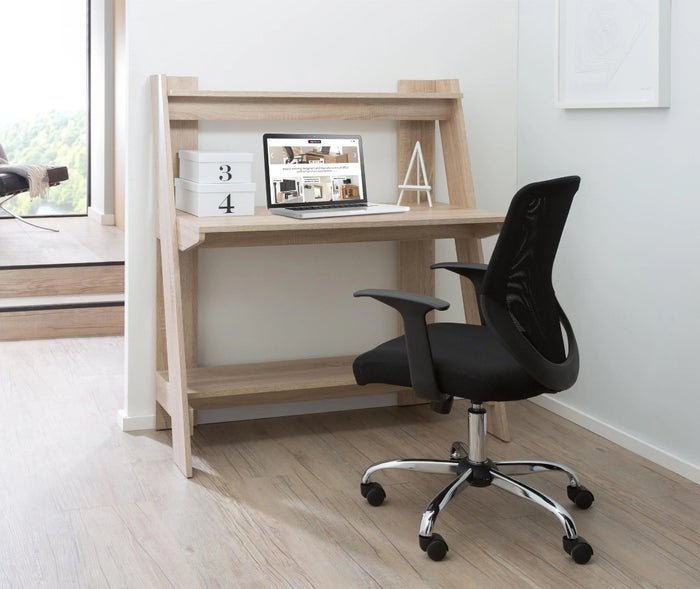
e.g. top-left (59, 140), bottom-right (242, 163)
top-left (219, 164), bottom-right (232, 181)
top-left (219, 194), bottom-right (235, 214)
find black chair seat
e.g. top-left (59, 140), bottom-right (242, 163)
top-left (354, 322), bottom-right (549, 403)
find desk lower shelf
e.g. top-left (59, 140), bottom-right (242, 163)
top-left (156, 355), bottom-right (406, 412)
top-left (155, 355), bottom-right (510, 442)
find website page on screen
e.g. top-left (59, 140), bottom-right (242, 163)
top-left (265, 136), bottom-right (365, 206)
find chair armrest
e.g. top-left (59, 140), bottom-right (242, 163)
top-left (353, 289), bottom-right (449, 403)
top-left (431, 262), bottom-right (488, 288)
top-left (431, 262), bottom-right (488, 323)
top-left (353, 289), bottom-right (449, 315)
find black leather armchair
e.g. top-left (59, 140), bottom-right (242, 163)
top-left (0, 142), bottom-right (68, 231)
top-left (353, 176), bottom-right (595, 563)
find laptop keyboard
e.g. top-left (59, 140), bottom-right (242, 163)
top-left (299, 203), bottom-right (367, 211)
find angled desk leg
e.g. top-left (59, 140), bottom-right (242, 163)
top-left (396, 239), bottom-right (435, 408)
top-left (396, 83), bottom-right (437, 407)
top-left (454, 237), bottom-right (511, 442)
top-left (154, 241), bottom-right (193, 477)
top-left (152, 74), bottom-right (195, 477)
top-left (156, 246), bottom-right (197, 436)
top-left (155, 245), bottom-right (170, 430)
top-left (437, 78), bottom-right (510, 442)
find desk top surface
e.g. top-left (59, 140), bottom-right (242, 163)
top-left (172, 202), bottom-right (504, 251)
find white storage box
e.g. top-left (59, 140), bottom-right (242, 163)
top-left (178, 150), bottom-right (253, 184)
top-left (175, 178), bottom-right (256, 217)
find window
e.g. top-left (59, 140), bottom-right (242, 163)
top-left (0, 1), bottom-right (89, 218)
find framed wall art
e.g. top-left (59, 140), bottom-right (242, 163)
top-left (557, 0), bottom-right (671, 108)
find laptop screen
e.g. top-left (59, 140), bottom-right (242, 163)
top-left (263, 133), bottom-right (367, 209)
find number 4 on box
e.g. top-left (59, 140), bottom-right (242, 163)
top-left (219, 194), bottom-right (235, 214)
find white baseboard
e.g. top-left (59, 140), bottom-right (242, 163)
top-left (531, 396), bottom-right (700, 485)
top-left (88, 207), bottom-right (115, 225)
top-left (117, 409), bottom-right (156, 432)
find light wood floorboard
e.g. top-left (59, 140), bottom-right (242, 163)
top-left (1, 336), bottom-right (698, 588)
top-left (0, 217), bottom-right (123, 266)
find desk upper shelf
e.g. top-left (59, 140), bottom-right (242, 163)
top-left (166, 88), bottom-right (463, 122)
top-left (173, 203), bottom-right (504, 251)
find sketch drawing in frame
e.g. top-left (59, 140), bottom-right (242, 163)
top-left (557, 0), bottom-right (670, 108)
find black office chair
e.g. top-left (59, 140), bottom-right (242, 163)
top-left (353, 176), bottom-right (594, 564)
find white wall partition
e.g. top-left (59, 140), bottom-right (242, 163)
top-left (518, 0), bottom-right (700, 482)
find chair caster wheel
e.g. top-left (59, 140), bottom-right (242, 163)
top-left (419, 533), bottom-right (448, 561)
top-left (450, 441), bottom-right (468, 460)
top-left (360, 482), bottom-right (386, 506)
top-left (567, 484), bottom-right (595, 509)
top-left (563, 536), bottom-right (593, 564)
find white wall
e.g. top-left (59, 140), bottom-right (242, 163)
top-left (119, 1), bottom-right (519, 428)
top-left (518, 1), bottom-right (700, 482)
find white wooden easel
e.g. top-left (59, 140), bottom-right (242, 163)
top-left (397, 140), bottom-right (432, 207)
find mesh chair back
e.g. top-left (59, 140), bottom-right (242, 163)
top-left (481, 176), bottom-right (580, 372)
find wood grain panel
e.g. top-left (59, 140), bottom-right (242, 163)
top-left (0, 264), bottom-right (124, 298)
top-left (0, 305), bottom-right (123, 340)
top-left (167, 95), bottom-right (457, 122)
top-left (152, 75), bottom-right (193, 476)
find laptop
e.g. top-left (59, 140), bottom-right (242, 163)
top-left (263, 133), bottom-right (410, 219)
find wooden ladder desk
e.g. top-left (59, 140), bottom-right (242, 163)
top-left (151, 75), bottom-right (508, 477)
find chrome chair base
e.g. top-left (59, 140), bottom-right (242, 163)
top-left (0, 199), bottom-right (59, 232)
top-left (360, 404), bottom-right (594, 563)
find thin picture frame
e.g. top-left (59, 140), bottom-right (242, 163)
top-left (557, 0), bottom-right (671, 109)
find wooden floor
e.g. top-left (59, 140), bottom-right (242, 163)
top-left (0, 217), bottom-right (124, 266)
top-left (1, 337), bottom-right (698, 588)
